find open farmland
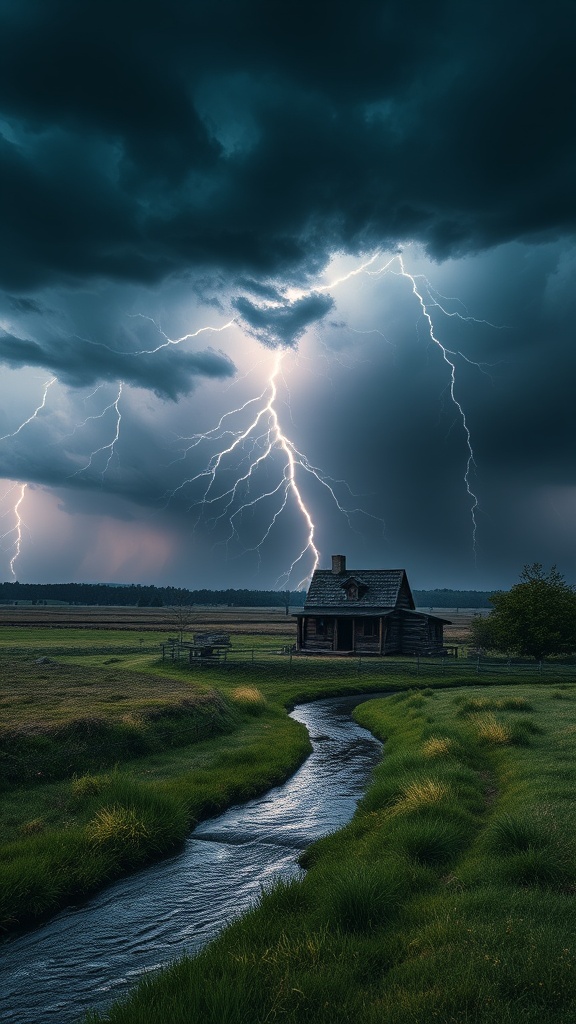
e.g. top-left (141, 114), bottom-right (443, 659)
top-left (0, 602), bottom-right (483, 639)
top-left (0, 603), bottom-right (298, 635)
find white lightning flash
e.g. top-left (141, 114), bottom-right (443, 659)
top-left (128, 316), bottom-right (236, 354)
top-left (168, 349), bottom-right (378, 587)
top-left (0, 376), bottom-right (57, 442)
top-left (71, 383), bottom-right (124, 478)
top-left (361, 253), bottom-right (484, 555)
top-left (163, 249), bottom-right (491, 584)
top-left (0, 482), bottom-right (27, 579)
top-left (0, 377), bottom-right (57, 578)
top-left (1, 250), bottom-right (492, 585)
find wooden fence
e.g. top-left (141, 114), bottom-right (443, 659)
top-left (160, 641), bottom-right (576, 680)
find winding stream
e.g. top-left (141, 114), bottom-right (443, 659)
top-left (1, 693), bottom-right (385, 1024)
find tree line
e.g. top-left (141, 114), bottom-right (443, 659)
top-left (0, 581), bottom-right (496, 608)
top-left (412, 589), bottom-right (493, 608)
top-left (0, 582), bottom-right (307, 607)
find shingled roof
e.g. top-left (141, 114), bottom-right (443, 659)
top-left (304, 557), bottom-right (415, 611)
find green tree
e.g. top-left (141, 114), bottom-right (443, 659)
top-left (470, 564), bottom-right (576, 660)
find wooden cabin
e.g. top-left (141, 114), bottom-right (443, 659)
top-left (295, 554), bottom-right (450, 656)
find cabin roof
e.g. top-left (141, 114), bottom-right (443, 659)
top-left (304, 566), bottom-right (415, 610)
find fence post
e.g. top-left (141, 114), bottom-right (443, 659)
top-left (417, 655), bottom-right (420, 676)
top-left (476, 654), bottom-right (480, 675)
top-left (539, 660), bottom-right (543, 675)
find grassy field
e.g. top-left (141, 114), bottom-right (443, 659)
top-left (0, 605), bottom-right (403, 935)
top-left (0, 602), bottom-right (475, 643)
top-left (3, 606), bottom-right (576, 1023)
top-left (0, 642), bottom-right (314, 933)
top-left (85, 682), bottom-right (576, 1024)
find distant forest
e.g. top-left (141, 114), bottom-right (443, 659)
top-left (412, 589), bottom-right (495, 609)
top-left (0, 582), bottom-right (496, 608)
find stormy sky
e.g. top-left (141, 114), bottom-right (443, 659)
top-left (0, 0), bottom-right (575, 591)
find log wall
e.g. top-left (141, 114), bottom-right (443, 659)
top-left (297, 611), bottom-right (445, 655)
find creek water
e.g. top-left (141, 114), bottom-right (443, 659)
top-left (1, 693), bottom-right (385, 1024)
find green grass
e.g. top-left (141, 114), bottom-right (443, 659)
top-left (0, 650), bottom-right (314, 933)
top-left (85, 682), bottom-right (576, 1024)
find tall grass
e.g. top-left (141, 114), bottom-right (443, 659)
top-left (0, 700), bottom-right (311, 932)
top-left (86, 682), bottom-right (576, 1024)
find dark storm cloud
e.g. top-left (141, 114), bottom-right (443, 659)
top-left (1, 0), bottom-right (575, 590)
top-left (233, 293), bottom-right (335, 348)
top-left (0, 0), bottom-right (574, 297)
top-left (0, 329), bottom-right (235, 399)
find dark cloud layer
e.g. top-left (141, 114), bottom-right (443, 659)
top-left (233, 293), bottom-right (335, 348)
top-left (0, 0), bottom-right (574, 295)
top-left (0, 329), bottom-right (235, 399)
top-left (0, 2), bottom-right (575, 588)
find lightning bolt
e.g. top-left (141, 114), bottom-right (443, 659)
top-left (167, 348), bottom-right (380, 588)
top-left (161, 249), bottom-right (493, 583)
top-left (71, 382), bottom-right (123, 478)
top-left (358, 252), bottom-right (485, 556)
top-left (0, 250), bottom-right (495, 585)
top-left (128, 316), bottom-right (236, 354)
top-left (0, 482), bottom-right (27, 579)
top-left (0, 377), bottom-right (58, 579)
top-left (0, 376), bottom-right (57, 442)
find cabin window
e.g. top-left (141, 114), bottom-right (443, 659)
top-left (316, 617), bottom-right (326, 636)
top-left (363, 618), bottom-right (377, 637)
top-left (346, 584), bottom-right (358, 600)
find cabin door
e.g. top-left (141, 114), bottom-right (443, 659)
top-left (336, 619), bottom-right (353, 651)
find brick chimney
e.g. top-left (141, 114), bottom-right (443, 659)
top-left (331, 554), bottom-right (346, 574)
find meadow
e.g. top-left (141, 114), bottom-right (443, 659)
top-left (86, 682), bottom-right (576, 1024)
top-left (1, 605), bottom-right (401, 933)
top-left (2, 605), bottom-right (576, 1022)
top-left (0, 608), bottom-right (306, 932)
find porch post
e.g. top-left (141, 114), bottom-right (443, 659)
top-left (297, 616), bottom-right (303, 650)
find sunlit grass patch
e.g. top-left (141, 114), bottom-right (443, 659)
top-left (458, 696), bottom-right (534, 716)
top-left (422, 736), bottom-right (456, 758)
top-left (71, 772), bottom-right (109, 799)
top-left (470, 712), bottom-right (512, 745)
top-left (86, 805), bottom-right (150, 848)
top-left (230, 686), bottom-right (266, 715)
top-left (391, 778), bottom-right (453, 815)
